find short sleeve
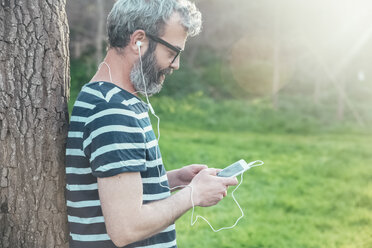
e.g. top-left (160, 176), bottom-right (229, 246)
top-left (82, 102), bottom-right (147, 177)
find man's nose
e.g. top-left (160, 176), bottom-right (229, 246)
top-left (170, 57), bottom-right (180, 70)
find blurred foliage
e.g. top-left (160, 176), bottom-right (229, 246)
top-left (69, 45), bottom-right (372, 131)
top-left (69, 48), bottom-right (97, 102)
top-left (70, 58), bottom-right (95, 92)
top-left (159, 47), bottom-right (246, 99)
top-left (148, 93), bottom-right (372, 135)
top-left (67, 0), bottom-right (372, 129)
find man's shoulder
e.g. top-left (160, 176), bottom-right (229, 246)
top-left (73, 81), bottom-right (148, 116)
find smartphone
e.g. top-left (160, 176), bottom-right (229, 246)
top-left (217, 159), bottom-right (250, 178)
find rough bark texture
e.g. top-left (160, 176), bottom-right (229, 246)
top-left (0, 0), bottom-right (70, 247)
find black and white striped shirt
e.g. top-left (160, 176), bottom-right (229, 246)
top-left (65, 81), bottom-right (177, 248)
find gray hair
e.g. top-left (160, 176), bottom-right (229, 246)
top-left (107, 0), bottom-right (202, 49)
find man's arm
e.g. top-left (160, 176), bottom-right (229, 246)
top-left (98, 168), bottom-right (237, 247)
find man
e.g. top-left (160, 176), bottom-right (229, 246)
top-left (65, 0), bottom-right (237, 247)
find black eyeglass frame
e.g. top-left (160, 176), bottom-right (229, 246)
top-left (146, 34), bottom-right (183, 64)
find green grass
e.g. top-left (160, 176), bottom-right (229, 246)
top-left (158, 127), bottom-right (372, 248)
top-left (68, 89), bottom-right (372, 247)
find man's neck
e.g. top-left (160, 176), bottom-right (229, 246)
top-left (90, 48), bottom-right (137, 95)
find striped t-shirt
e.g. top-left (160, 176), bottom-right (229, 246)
top-left (65, 81), bottom-right (177, 248)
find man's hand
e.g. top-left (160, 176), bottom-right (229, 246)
top-left (167, 164), bottom-right (207, 188)
top-left (98, 167), bottom-right (237, 246)
top-left (189, 168), bottom-right (238, 207)
top-left (177, 164), bottom-right (208, 185)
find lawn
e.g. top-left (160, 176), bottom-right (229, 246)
top-left (158, 126), bottom-right (372, 248)
top-left (68, 92), bottom-right (372, 247)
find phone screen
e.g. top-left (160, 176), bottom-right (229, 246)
top-left (217, 161), bottom-right (245, 177)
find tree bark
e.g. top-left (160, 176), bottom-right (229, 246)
top-left (95, 0), bottom-right (105, 66)
top-left (0, 0), bottom-right (70, 247)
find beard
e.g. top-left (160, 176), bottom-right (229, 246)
top-left (130, 49), bottom-right (172, 96)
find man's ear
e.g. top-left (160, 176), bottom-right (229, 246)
top-left (130, 30), bottom-right (148, 56)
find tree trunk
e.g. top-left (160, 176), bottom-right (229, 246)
top-left (272, 38), bottom-right (280, 109)
top-left (0, 1), bottom-right (70, 247)
top-left (95, 0), bottom-right (105, 66)
top-left (272, 2), bottom-right (280, 109)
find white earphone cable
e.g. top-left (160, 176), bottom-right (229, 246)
top-left (101, 45), bottom-right (263, 232)
top-left (98, 61), bottom-right (113, 83)
top-left (138, 44), bottom-right (264, 231)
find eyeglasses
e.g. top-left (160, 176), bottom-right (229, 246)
top-left (146, 34), bottom-right (183, 64)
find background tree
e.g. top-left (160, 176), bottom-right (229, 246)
top-left (66, 0), bottom-right (114, 62)
top-left (65, 0), bottom-right (372, 127)
top-left (0, 1), bottom-right (70, 247)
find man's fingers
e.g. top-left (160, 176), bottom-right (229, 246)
top-left (193, 164), bottom-right (208, 172)
top-left (223, 177), bottom-right (238, 186)
top-left (202, 168), bottom-right (218, 176)
top-left (199, 164), bottom-right (208, 169)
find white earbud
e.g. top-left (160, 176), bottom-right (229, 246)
top-left (136, 41), bottom-right (142, 47)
